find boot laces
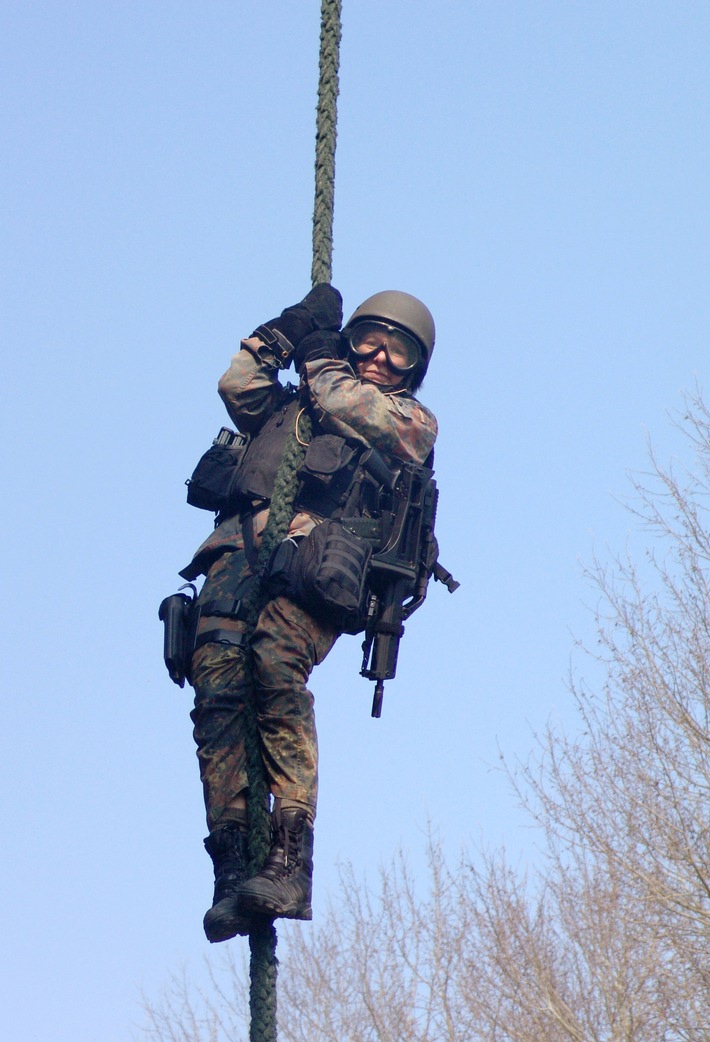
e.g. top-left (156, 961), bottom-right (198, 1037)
top-left (282, 822), bottom-right (296, 871)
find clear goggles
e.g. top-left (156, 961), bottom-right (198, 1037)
top-left (347, 321), bottom-right (422, 374)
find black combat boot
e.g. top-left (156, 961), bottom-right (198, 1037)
top-left (238, 805), bottom-right (313, 920)
top-left (202, 821), bottom-right (251, 942)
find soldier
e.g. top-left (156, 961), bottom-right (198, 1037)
top-left (181, 285), bottom-right (438, 942)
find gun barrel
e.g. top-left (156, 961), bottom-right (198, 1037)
top-left (371, 680), bottom-right (384, 718)
top-left (361, 577), bottom-right (410, 718)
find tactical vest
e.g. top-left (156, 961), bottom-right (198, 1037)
top-left (232, 391), bottom-right (301, 503)
top-left (225, 388), bottom-right (365, 521)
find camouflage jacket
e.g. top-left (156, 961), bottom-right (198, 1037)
top-left (181, 342), bottom-right (438, 578)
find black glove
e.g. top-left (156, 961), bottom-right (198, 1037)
top-left (252, 283), bottom-right (343, 369)
top-left (294, 330), bottom-right (345, 373)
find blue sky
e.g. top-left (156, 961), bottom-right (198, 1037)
top-left (2, 3), bottom-right (709, 1039)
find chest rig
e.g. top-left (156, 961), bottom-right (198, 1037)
top-left (185, 385), bottom-right (376, 526)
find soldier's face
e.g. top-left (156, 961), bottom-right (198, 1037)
top-left (355, 348), bottom-right (402, 387)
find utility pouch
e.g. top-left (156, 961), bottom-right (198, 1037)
top-left (264, 536), bottom-right (303, 598)
top-left (186, 428), bottom-right (249, 513)
top-left (297, 434), bottom-right (357, 488)
top-left (158, 586), bottom-right (199, 688)
top-left (295, 434), bottom-right (360, 517)
top-left (288, 520), bottom-right (372, 634)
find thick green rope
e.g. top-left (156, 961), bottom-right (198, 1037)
top-left (242, 2), bottom-right (341, 1040)
top-left (312, 0), bottom-right (342, 286)
top-left (241, 417), bottom-right (311, 1042)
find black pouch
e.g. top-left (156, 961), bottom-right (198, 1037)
top-left (297, 434), bottom-right (357, 487)
top-left (263, 536), bottom-right (303, 598)
top-left (288, 520), bottom-right (372, 634)
top-left (186, 428), bottom-right (249, 513)
top-left (295, 434), bottom-right (360, 517)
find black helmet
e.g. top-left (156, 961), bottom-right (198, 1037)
top-left (345, 291), bottom-right (436, 369)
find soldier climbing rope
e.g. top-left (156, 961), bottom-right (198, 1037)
top-left (159, 3), bottom-right (457, 1040)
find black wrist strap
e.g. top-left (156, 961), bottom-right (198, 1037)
top-left (251, 325), bottom-right (295, 369)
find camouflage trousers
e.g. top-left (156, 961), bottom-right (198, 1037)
top-left (190, 549), bottom-right (338, 829)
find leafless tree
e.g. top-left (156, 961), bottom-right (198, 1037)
top-left (508, 391), bottom-right (710, 1038)
top-left (141, 951), bottom-right (249, 1042)
top-left (141, 392), bottom-right (710, 1042)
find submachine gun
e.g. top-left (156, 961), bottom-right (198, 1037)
top-left (346, 450), bottom-right (459, 718)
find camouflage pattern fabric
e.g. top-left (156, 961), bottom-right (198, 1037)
top-left (186, 334), bottom-right (437, 830)
top-left (302, 356), bottom-right (437, 463)
top-left (182, 344), bottom-right (437, 579)
top-left (190, 548), bottom-right (337, 828)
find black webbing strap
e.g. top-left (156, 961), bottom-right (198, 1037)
top-left (250, 325), bottom-right (295, 370)
top-left (194, 628), bottom-right (248, 652)
top-left (240, 511), bottom-right (261, 573)
top-left (199, 596), bottom-right (250, 621)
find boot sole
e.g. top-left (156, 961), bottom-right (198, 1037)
top-left (203, 902), bottom-right (252, 942)
top-left (239, 890), bottom-right (312, 921)
top-left (204, 920), bottom-right (252, 942)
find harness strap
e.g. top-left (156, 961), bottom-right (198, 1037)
top-left (199, 596), bottom-right (250, 621)
top-left (240, 511), bottom-right (261, 573)
top-left (194, 628), bottom-right (248, 652)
